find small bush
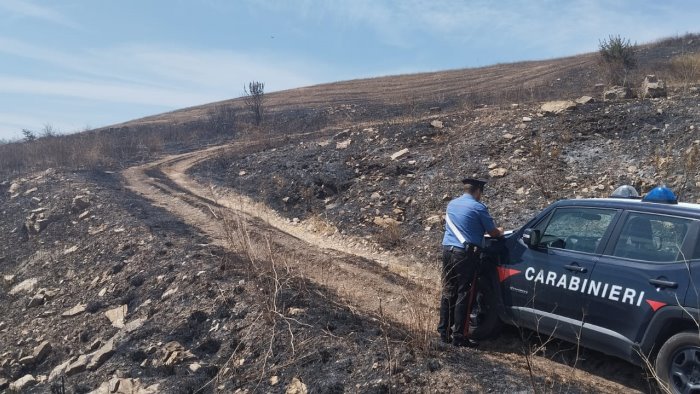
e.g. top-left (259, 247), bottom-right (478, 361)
top-left (598, 35), bottom-right (638, 86)
top-left (670, 53), bottom-right (700, 92)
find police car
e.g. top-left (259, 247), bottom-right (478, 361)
top-left (472, 185), bottom-right (700, 393)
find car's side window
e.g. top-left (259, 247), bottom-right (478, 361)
top-left (611, 213), bottom-right (692, 262)
top-left (537, 208), bottom-right (617, 253)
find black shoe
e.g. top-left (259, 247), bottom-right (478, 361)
top-left (452, 338), bottom-right (479, 348)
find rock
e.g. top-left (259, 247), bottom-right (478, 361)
top-left (370, 192), bottom-right (381, 200)
top-left (0, 321), bottom-right (6, 330)
top-left (0, 378), bottom-right (7, 390)
top-left (502, 133), bottom-right (514, 140)
top-left (522, 116), bottom-right (532, 122)
top-left (71, 195), bottom-right (91, 213)
top-left (161, 287), bottom-right (178, 300)
top-left (19, 355), bottom-right (35, 365)
top-left (24, 187), bottom-right (38, 196)
top-left (10, 277), bottom-right (38, 295)
top-left (64, 245), bottom-right (79, 254)
top-left (425, 215), bottom-right (442, 225)
top-left (62, 303), bottom-right (88, 317)
top-left (429, 120), bottom-right (444, 129)
top-left (79, 210), bottom-right (91, 220)
top-left (576, 96), bottom-right (594, 104)
top-left (49, 359), bottom-right (71, 381)
top-left (641, 75), bottom-right (667, 98)
top-left (286, 377), bottom-right (308, 394)
top-left (124, 317), bottom-right (147, 333)
top-left (238, 170), bottom-right (247, 176)
top-left (335, 139), bottom-right (351, 149)
top-left (33, 341), bottom-right (52, 363)
top-left (603, 86), bottom-right (634, 101)
top-left (2, 274), bottom-right (15, 288)
top-left (34, 218), bottom-right (50, 233)
top-left (488, 168), bottom-right (508, 178)
top-left (270, 376), bottom-right (280, 386)
top-left (88, 339), bottom-right (115, 370)
top-left (65, 355), bottom-right (88, 376)
top-left (282, 197), bottom-right (290, 203)
top-left (90, 377), bottom-right (160, 394)
top-left (390, 148), bottom-right (409, 160)
top-left (373, 217), bottom-right (400, 228)
top-left (287, 307), bottom-right (305, 316)
top-left (105, 305), bottom-right (128, 328)
top-left (189, 363), bottom-right (202, 373)
top-left (27, 293), bottom-right (46, 308)
top-left (10, 374), bottom-right (36, 391)
top-left (8, 182), bottom-right (20, 194)
top-left (161, 341), bottom-right (196, 366)
top-left (540, 100), bottom-right (576, 115)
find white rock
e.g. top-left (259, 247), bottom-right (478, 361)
top-left (390, 148), bottom-right (409, 160)
top-left (10, 374), bottom-right (36, 391)
top-left (10, 278), bottom-right (38, 295)
top-left (105, 305), bottom-right (128, 328)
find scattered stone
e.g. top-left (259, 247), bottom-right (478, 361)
top-left (91, 377), bottom-right (160, 394)
top-left (64, 245), bottom-right (79, 254)
top-left (282, 197), bottom-right (290, 203)
top-left (0, 321), bottom-right (6, 331)
top-left (105, 305), bottom-right (128, 328)
top-left (79, 210), bottom-right (91, 220)
top-left (62, 303), bottom-right (88, 317)
top-left (24, 187), bottom-right (38, 196)
top-left (161, 287), bottom-right (178, 300)
top-left (286, 377), bottom-right (308, 394)
top-left (88, 339), bottom-right (115, 370)
top-left (540, 100), bottom-right (576, 115)
top-left (429, 120), bottom-right (444, 129)
top-left (390, 148), bottom-right (409, 160)
top-left (71, 195), bottom-right (91, 213)
top-left (522, 116), bottom-right (532, 122)
top-left (124, 317), bottom-right (147, 333)
top-left (8, 182), bottom-right (20, 195)
top-left (502, 133), bottom-right (514, 140)
top-left (641, 75), bottom-right (667, 98)
top-left (10, 374), bottom-right (36, 391)
top-left (287, 307), bottom-right (305, 316)
top-left (33, 341), bottom-right (52, 363)
top-left (49, 359), bottom-right (71, 381)
top-left (161, 341), bottom-right (196, 366)
top-left (0, 378), bottom-right (7, 390)
top-left (370, 192), bottom-right (381, 200)
top-left (65, 355), bottom-right (88, 376)
top-left (576, 96), bottom-right (594, 104)
top-left (238, 170), bottom-right (247, 176)
top-left (373, 217), bottom-right (400, 228)
top-left (488, 168), bottom-right (507, 178)
top-left (27, 293), bottom-right (46, 308)
top-left (189, 363), bottom-right (202, 373)
top-left (270, 376), bottom-right (280, 386)
top-left (10, 277), bottom-right (38, 295)
top-left (603, 86), bottom-right (634, 101)
top-left (335, 139), bottom-right (351, 150)
top-left (19, 355), bottom-right (35, 365)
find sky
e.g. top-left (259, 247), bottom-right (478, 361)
top-left (0, 1), bottom-right (699, 140)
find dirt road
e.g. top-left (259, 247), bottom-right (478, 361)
top-left (121, 138), bottom-right (651, 393)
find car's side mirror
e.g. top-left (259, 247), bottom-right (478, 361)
top-left (523, 228), bottom-right (542, 248)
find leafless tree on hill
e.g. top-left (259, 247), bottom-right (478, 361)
top-left (244, 81), bottom-right (265, 126)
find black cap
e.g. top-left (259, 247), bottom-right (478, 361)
top-left (461, 178), bottom-right (487, 189)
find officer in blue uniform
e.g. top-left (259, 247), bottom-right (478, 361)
top-left (439, 178), bottom-right (503, 347)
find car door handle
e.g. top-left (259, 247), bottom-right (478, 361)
top-left (564, 264), bottom-right (587, 273)
top-left (649, 278), bottom-right (678, 289)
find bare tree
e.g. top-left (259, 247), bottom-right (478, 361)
top-left (244, 81), bottom-right (265, 126)
top-left (41, 123), bottom-right (57, 138)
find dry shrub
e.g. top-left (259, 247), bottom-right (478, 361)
top-left (669, 53), bottom-right (700, 92)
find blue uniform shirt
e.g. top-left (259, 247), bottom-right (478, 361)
top-left (442, 194), bottom-right (496, 248)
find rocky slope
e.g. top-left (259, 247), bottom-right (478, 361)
top-left (190, 89), bottom-right (700, 264)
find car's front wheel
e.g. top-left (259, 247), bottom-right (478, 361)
top-left (656, 331), bottom-right (700, 394)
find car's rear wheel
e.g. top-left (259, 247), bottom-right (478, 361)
top-left (656, 331), bottom-right (700, 394)
top-left (468, 278), bottom-right (503, 340)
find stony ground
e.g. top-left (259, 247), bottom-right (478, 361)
top-left (190, 90), bottom-right (700, 265)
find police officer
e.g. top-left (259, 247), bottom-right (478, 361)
top-left (439, 178), bottom-right (503, 347)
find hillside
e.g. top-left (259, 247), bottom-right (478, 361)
top-left (1, 34), bottom-right (700, 393)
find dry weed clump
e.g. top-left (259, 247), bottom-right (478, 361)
top-left (670, 53), bottom-right (700, 92)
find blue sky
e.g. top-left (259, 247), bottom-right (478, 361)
top-left (0, 0), bottom-right (698, 140)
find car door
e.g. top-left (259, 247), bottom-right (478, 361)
top-left (583, 211), bottom-right (696, 357)
top-left (505, 206), bottom-right (620, 342)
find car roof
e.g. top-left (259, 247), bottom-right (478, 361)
top-left (553, 198), bottom-right (700, 219)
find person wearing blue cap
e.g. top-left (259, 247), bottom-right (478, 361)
top-left (439, 178), bottom-right (503, 347)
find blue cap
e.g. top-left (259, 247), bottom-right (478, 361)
top-left (642, 186), bottom-right (678, 204)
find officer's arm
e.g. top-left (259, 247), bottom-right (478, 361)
top-left (479, 205), bottom-right (503, 238)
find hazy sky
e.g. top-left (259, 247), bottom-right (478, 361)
top-left (0, 0), bottom-right (698, 140)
